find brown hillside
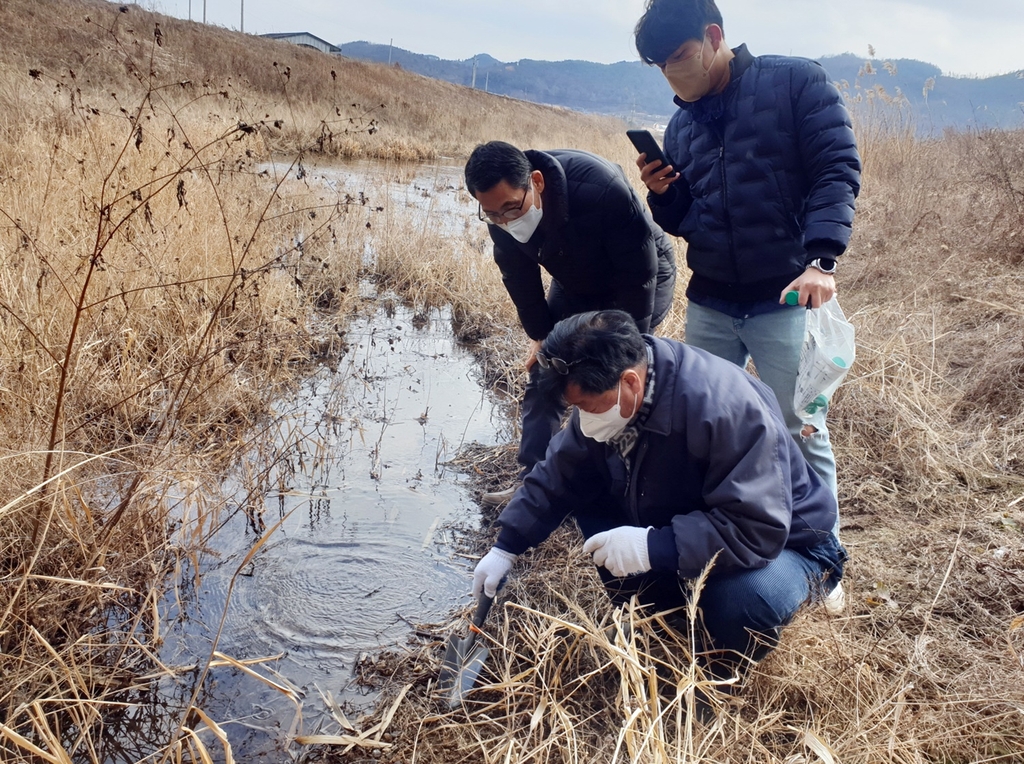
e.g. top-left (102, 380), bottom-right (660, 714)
top-left (0, 0), bottom-right (625, 160)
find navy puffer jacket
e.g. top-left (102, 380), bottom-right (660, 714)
top-left (649, 45), bottom-right (861, 289)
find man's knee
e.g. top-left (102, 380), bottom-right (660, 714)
top-left (699, 598), bottom-right (782, 659)
top-left (697, 570), bottom-right (799, 657)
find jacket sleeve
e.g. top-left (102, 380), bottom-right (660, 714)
top-left (495, 422), bottom-right (607, 554)
top-left (645, 123), bottom-right (694, 236)
top-left (597, 180), bottom-right (661, 332)
top-left (792, 62), bottom-right (861, 256)
top-left (649, 377), bottom-right (794, 578)
top-left (491, 235), bottom-right (552, 340)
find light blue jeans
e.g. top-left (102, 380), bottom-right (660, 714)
top-left (685, 300), bottom-right (839, 505)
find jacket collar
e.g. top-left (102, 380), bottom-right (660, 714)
top-left (639, 336), bottom-right (678, 437)
top-left (523, 149), bottom-right (570, 231)
top-left (672, 43), bottom-right (755, 113)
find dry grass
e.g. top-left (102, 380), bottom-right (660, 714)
top-left (3, 0), bottom-right (1024, 761)
top-left (0, 93), bottom-right (366, 764)
top-left (0, 0), bottom-right (626, 162)
top-left (326, 123), bottom-right (1024, 764)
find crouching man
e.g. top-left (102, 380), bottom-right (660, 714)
top-left (473, 310), bottom-right (845, 677)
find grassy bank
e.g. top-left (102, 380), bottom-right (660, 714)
top-left (0, 0), bottom-right (627, 760)
top-left (0, 63), bottom-right (369, 764)
top-left (357, 102), bottom-right (1024, 764)
top-left (0, 0), bottom-right (625, 162)
top-left (2, 0), bottom-right (1023, 761)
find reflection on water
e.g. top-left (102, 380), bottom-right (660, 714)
top-left (311, 157), bottom-right (473, 238)
top-left (143, 159), bottom-right (508, 761)
top-left (153, 297), bottom-right (505, 759)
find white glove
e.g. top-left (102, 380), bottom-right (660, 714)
top-left (583, 526), bottom-right (652, 578)
top-left (473, 547), bottom-right (517, 598)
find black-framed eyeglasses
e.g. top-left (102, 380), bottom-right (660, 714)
top-left (536, 352), bottom-right (588, 375)
top-left (477, 185), bottom-right (532, 224)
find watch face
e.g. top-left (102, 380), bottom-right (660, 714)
top-left (814, 258), bottom-right (836, 273)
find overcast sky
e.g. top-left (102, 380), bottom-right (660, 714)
top-left (158, 0), bottom-right (1023, 78)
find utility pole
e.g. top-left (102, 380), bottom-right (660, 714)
top-left (387, 38), bottom-right (393, 65)
top-left (188, 0), bottom-right (191, 20)
top-left (241, 0), bottom-right (244, 32)
top-left (471, 56), bottom-right (477, 89)
top-left (203, 0), bottom-right (206, 24)
top-left (484, 71), bottom-right (489, 92)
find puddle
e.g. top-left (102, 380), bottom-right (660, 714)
top-left (153, 296), bottom-right (505, 759)
top-left (146, 161), bottom-right (510, 760)
top-left (311, 157), bottom-right (471, 237)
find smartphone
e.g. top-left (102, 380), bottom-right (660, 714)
top-left (626, 129), bottom-right (669, 168)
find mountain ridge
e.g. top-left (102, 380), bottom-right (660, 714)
top-left (336, 40), bottom-right (1024, 134)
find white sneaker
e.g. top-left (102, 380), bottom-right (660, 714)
top-left (823, 582), bottom-right (845, 615)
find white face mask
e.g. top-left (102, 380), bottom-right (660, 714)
top-left (577, 381), bottom-right (637, 443)
top-left (498, 201), bottom-right (543, 243)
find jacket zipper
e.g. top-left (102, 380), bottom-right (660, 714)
top-left (718, 140), bottom-right (738, 280)
top-left (628, 439), bottom-right (649, 526)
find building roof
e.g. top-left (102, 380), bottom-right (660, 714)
top-left (261, 32), bottom-right (341, 55)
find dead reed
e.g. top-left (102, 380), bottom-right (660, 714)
top-left (0, 8), bottom-right (376, 761)
top-left (331, 109), bottom-right (1024, 764)
top-left (3, 0), bottom-right (1024, 760)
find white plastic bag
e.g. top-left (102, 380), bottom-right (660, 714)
top-left (794, 297), bottom-right (855, 419)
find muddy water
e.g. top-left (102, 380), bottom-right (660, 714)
top-left (154, 162), bottom-right (509, 760)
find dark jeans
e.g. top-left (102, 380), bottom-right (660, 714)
top-left (575, 507), bottom-right (845, 677)
top-left (517, 276), bottom-right (674, 474)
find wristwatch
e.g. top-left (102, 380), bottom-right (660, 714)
top-left (808, 257), bottom-right (837, 275)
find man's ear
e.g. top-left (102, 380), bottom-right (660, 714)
top-left (624, 368), bottom-right (644, 397)
top-left (705, 23), bottom-right (726, 51)
top-left (531, 169), bottom-right (545, 195)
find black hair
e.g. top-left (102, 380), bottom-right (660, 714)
top-left (538, 310), bottom-right (648, 404)
top-left (634, 0), bottom-right (724, 66)
top-left (464, 141), bottom-right (532, 197)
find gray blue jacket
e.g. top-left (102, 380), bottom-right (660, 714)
top-left (649, 45), bottom-right (861, 302)
top-left (495, 336), bottom-right (838, 578)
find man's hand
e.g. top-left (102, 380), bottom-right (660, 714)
top-left (780, 268), bottom-right (836, 309)
top-left (473, 547), bottom-right (517, 598)
top-left (524, 338), bottom-right (543, 372)
top-left (636, 154), bottom-right (679, 196)
top-left (583, 526), bottom-right (652, 578)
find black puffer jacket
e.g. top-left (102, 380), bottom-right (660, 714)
top-left (649, 45), bottom-right (860, 294)
top-left (494, 336), bottom-right (839, 577)
top-left (489, 149), bottom-right (676, 340)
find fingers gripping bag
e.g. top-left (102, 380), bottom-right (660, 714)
top-left (794, 297), bottom-right (856, 420)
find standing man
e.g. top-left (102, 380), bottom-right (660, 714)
top-left (473, 310), bottom-right (845, 681)
top-left (465, 141), bottom-right (677, 506)
top-left (632, 0), bottom-right (861, 505)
